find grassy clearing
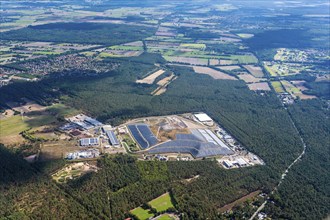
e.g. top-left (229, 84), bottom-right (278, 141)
top-left (0, 115), bottom-right (29, 136)
top-left (130, 207), bottom-right (154, 220)
top-left (157, 214), bottom-right (175, 220)
top-left (148, 193), bottom-right (175, 212)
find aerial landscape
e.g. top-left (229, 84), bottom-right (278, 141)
top-left (0, 0), bottom-right (329, 219)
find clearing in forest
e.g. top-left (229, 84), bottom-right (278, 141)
top-left (136, 69), bottom-right (166, 84)
top-left (148, 192), bottom-right (175, 212)
top-left (130, 207), bottom-right (154, 220)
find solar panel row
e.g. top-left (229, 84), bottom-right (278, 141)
top-left (136, 124), bottom-right (158, 146)
top-left (128, 125), bottom-right (149, 149)
top-left (148, 140), bottom-right (233, 158)
top-left (148, 132), bottom-right (234, 158)
top-left (128, 124), bottom-right (158, 149)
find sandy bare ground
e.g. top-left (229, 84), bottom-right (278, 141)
top-left (243, 65), bottom-right (264, 77)
top-left (247, 82), bottom-right (271, 91)
top-left (193, 66), bottom-right (237, 80)
top-left (153, 74), bottom-right (177, 96)
top-left (136, 69), bottom-right (165, 84)
top-left (217, 65), bottom-right (241, 71)
top-left (157, 73), bottom-right (175, 86)
top-left (238, 73), bottom-right (263, 83)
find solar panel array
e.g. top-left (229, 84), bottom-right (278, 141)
top-left (80, 138), bottom-right (99, 146)
top-left (148, 131), bottom-right (234, 158)
top-left (127, 124), bottom-right (158, 149)
top-left (105, 130), bottom-right (119, 146)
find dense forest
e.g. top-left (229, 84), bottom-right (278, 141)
top-left (1, 22), bottom-right (156, 45)
top-left (0, 55), bottom-right (328, 219)
top-left (265, 99), bottom-right (330, 220)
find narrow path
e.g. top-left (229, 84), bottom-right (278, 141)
top-left (249, 100), bottom-right (307, 220)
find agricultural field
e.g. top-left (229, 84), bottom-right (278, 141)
top-left (271, 81), bottom-right (285, 93)
top-left (217, 65), bottom-right (241, 71)
top-left (164, 56), bottom-right (208, 65)
top-left (0, 103), bottom-right (78, 145)
top-left (243, 65), bottom-right (264, 77)
top-left (247, 82), bottom-right (271, 91)
top-left (238, 73), bottom-right (264, 83)
top-left (193, 66), bottom-right (237, 80)
top-left (280, 80), bottom-right (316, 99)
top-left (180, 43), bottom-right (206, 50)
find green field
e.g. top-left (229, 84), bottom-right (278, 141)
top-left (264, 64), bottom-right (277, 76)
top-left (157, 214), bottom-right (175, 220)
top-left (130, 207), bottom-right (154, 220)
top-left (148, 193), bottom-right (174, 212)
top-left (281, 80), bottom-right (301, 94)
top-left (109, 45), bottom-right (143, 51)
top-left (271, 81), bottom-right (285, 93)
top-left (180, 43), bottom-right (206, 49)
top-left (0, 115), bottom-right (29, 136)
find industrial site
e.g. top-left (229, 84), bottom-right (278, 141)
top-left (58, 112), bottom-right (264, 169)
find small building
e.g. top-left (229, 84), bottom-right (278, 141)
top-left (79, 138), bottom-right (99, 147)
